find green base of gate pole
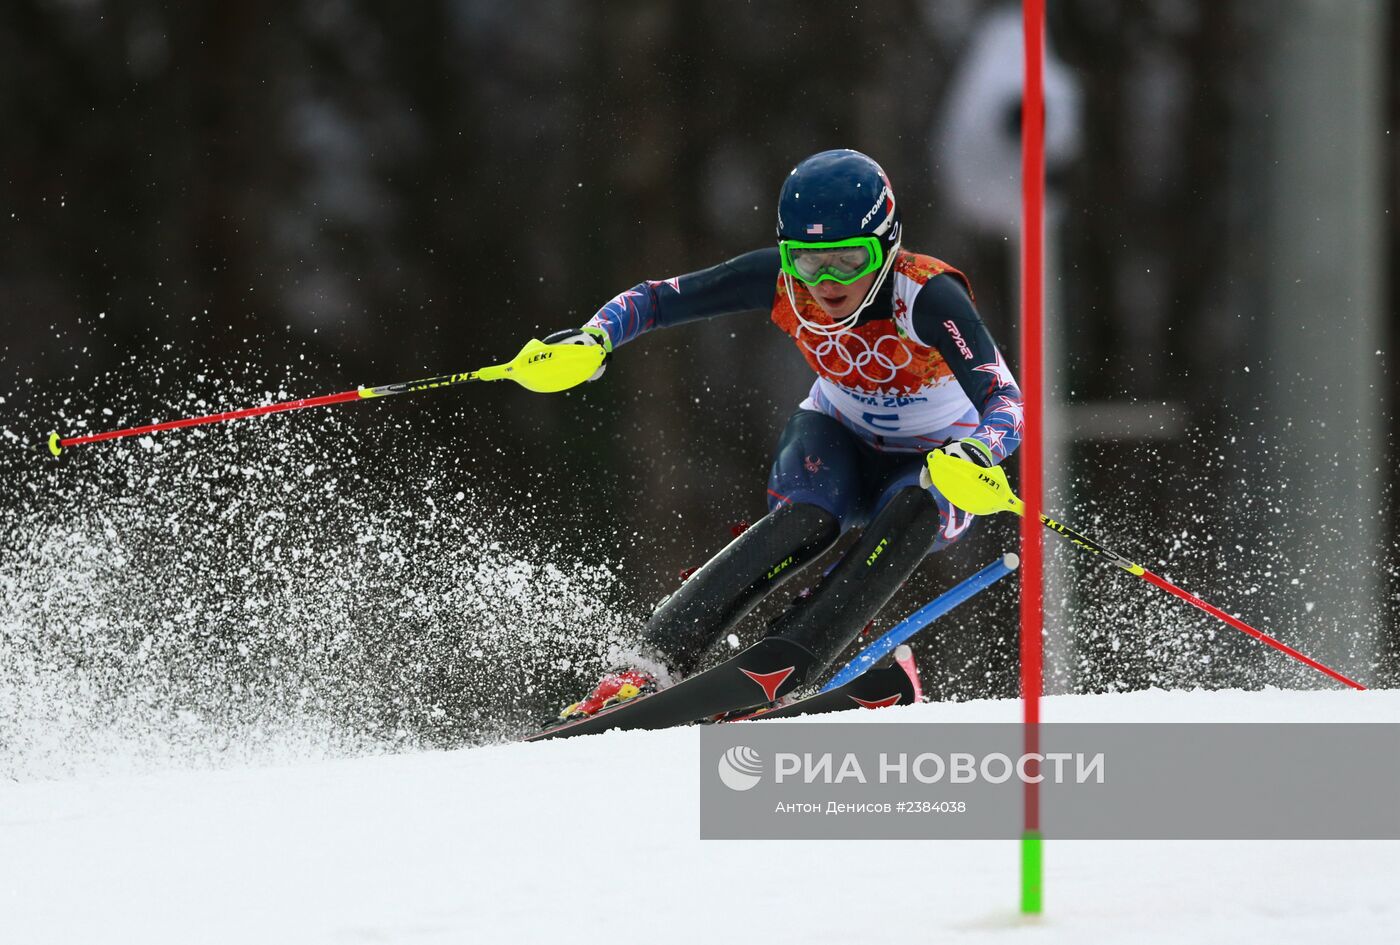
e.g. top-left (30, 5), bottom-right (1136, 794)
top-left (1020, 829), bottom-right (1042, 915)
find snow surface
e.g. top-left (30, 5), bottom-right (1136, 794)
top-left (3, 687), bottom-right (1396, 945)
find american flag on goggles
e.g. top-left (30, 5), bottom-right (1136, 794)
top-left (806, 223), bottom-right (824, 235)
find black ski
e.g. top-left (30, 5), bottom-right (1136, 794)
top-left (727, 662), bottom-right (917, 722)
top-left (526, 637), bottom-right (815, 742)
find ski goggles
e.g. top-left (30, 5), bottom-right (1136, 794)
top-left (778, 235), bottom-right (885, 286)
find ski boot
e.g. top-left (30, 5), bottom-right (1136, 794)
top-left (554, 668), bottom-right (662, 724)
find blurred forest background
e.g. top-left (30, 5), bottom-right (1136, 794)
top-left (2, 0), bottom-right (1396, 731)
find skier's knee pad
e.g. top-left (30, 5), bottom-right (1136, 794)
top-left (641, 502), bottom-right (840, 676)
top-left (768, 487), bottom-right (943, 675)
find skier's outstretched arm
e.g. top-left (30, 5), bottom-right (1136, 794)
top-left (542, 248), bottom-right (781, 365)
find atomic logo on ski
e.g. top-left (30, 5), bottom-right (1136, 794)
top-left (849, 693), bottom-right (903, 709)
top-left (740, 666), bottom-right (796, 703)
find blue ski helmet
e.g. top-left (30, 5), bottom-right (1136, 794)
top-left (776, 149), bottom-right (901, 251)
top-left (776, 150), bottom-right (902, 332)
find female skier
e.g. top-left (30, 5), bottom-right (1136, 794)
top-left (541, 149), bottom-right (1023, 721)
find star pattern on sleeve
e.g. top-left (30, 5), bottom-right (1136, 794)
top-left (973, 349), bottom-right (1016, 391)
top-left (990, 394), bottom-right (1025, 434)
top-left (585, 285), bottom-right (657, 347)
top-left (964, 348), bottom-right (1024, 463)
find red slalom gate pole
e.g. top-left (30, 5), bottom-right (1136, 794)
top-left (1019, 0), bottom-right (1046, 917)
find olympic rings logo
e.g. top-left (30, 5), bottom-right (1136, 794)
top-left (798, 326), bottom-right (913, 384)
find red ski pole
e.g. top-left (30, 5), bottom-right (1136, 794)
top-left (1039, 514), bottom-right (1366, 690)
top-left (46, 337), bottom-right (605, 457)
top-left (924, 451), bottom-right (1368, 690)
top-left (50, 388), bottom-right (368, 456)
